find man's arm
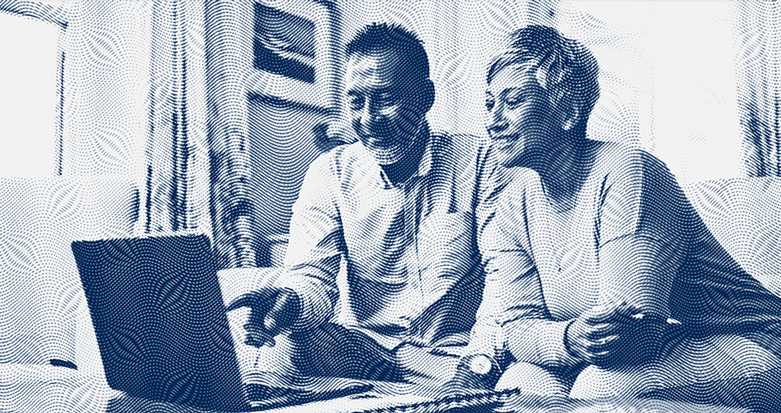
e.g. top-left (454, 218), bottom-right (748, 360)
top-left (228, 153), bottom-right (345, 343)
top-left (276, 153), bottom-right (345, 330)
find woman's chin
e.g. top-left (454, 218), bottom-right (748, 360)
top-left (496, 151), bottom-right (527, 168)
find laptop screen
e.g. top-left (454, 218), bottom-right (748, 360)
top-left (73, 234), bottom-right (247, 411)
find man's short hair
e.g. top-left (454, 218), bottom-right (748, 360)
top-left (346, 22), bottom-right (430, 88)
top-left (487, 25), bottom-right (600, 133)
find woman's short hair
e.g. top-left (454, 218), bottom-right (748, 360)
top-left (487, 25), bottom-right (600, 133)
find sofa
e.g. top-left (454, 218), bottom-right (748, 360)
top-left (1, 176), bottom-right (779, 410)
top-left (0, 176), bottom-right (137, 377)
top-left (683, 177), bottom-right (781, 297)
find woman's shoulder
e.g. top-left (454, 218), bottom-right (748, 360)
top-left (590, 141), bottom-right (674, 184)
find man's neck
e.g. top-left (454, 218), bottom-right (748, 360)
top-left (380, 125), bottom-right (429, 185)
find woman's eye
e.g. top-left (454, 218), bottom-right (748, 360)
top-left (504, 92), bottom-right (527, 108)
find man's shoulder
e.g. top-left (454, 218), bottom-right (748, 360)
top-left (306, 141), bottom-right (371, 180)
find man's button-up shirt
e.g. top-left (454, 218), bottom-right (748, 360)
top-left (279, 127), bottom-right (492, 349)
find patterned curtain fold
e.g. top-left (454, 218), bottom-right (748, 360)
top-left (143, 0), bottom-right (211, 235)
top-left (734, 1), bottom-right (781, 177)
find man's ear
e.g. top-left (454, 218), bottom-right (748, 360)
top-left (419, 79), bottom-right (435, 115)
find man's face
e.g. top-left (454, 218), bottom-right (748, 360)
top-left (485, 63), bottom-right (568, 167)
top-left (346, 52), bottom-right (427, 165)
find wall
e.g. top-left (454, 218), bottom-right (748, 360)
top-left (247, 96), bottom-right (331, 238)
top-left (337, 0), bottom-right (763, 184)
top-left (206, 0), bottom-right (343, 267)
top-left (0, 0), bottom-right (179, 373)
top-left (60, 0), bottom-right (151, 178)
top-left (229, 0), bottom-right (764, 263)
top-left (561, 1), bottom-right (745, 183)
top-left (0, 12), bottom-right (59, 177)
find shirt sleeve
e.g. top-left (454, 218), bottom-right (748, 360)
top-left (595, 148), bottom-right (688, 316)
top-left (466, 175), bottom-right (580, 369)
top-left (278, 152), bottom-right (343, 330)
top-left (597, 150), bottom-right (687, 248)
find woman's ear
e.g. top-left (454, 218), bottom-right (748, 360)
top-left (562, 104), bottom-right (580, 131)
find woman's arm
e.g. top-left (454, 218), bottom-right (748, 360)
top-left (576, 149), bottom-right (689, 366)
top-left (562, 233), bottom-right (683, 367)
top-left (453, 247), bottom-right (580, 391)
top-left (598, 233), bottom-right (682, 319)
top-left (596, 150), bottom-right (689, 317)
top-left (467, 196), bottom-right (582, 370)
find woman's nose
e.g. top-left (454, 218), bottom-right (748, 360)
top-left (487, 108), bottom-right (509, 135)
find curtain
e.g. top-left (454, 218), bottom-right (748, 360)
top-left (734, 1), bottom-right (781, 177)
top-left (204, 1), bottom-right (257, 269)
top-left (143, 0), bottom-right (211, 235)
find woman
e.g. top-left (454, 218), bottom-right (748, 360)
top-left (452, 25), bottom-right (781, 408)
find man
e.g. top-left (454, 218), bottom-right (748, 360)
top-left (228, 23), bottom-right (491, 386)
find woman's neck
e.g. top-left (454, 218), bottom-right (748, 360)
top-left (535, 133), bottom-right (593, 209)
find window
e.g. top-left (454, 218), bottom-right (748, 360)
top-left (0, 11), bottom-right (62, 176)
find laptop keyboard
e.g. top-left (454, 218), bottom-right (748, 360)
top-left (245, 381), bottom-right (374, 410)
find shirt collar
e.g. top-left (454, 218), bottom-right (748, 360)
top-left (415, 122), bottom-right (434, 178)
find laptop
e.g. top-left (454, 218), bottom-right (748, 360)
top-left (72, 234), bottom-right (372, 412)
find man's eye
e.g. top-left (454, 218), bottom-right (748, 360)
top-left (505, 97), bottom-right (523, 107)
top-left (485, 100), bottom-right (495, 111)
top-left (377, 95), bottom-right (396, 106)
top-left (349, 96), bottom-right (365, 110)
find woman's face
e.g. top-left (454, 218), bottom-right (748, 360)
top-left (485, 63), bottom-right (568, 167)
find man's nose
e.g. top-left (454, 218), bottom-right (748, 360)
top-left (360, 101), bottom-right (379, 129)
top-left (487, 107), bottom-right (509, 135)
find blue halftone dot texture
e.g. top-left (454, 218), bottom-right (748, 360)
top-left (73, 235), bottom-right (247, 411)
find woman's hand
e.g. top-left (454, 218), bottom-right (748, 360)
top-left (565, 302), bottom-right (666, 368)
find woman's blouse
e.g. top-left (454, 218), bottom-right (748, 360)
top-left (466, 141), bottom-right (781, 369)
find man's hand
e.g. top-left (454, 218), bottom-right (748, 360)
top-left (226, 288), bottom-right (302, 347)
top-left (440, 354), bottom-right (501, 397)
top-left (565, 302), bottom-right (666, 368)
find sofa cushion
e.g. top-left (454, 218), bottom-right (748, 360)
top-left (0, 176), bottom-right (137, 375)
top-left (684, 177), bottom-right (781, 296)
